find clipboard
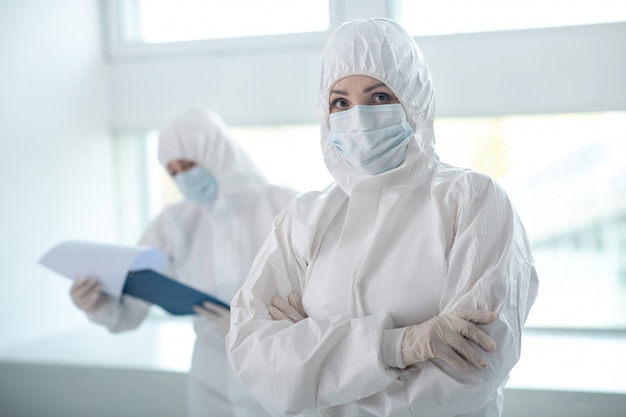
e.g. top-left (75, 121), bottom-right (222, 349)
top-left (123, 269), bottom-right (230, 315)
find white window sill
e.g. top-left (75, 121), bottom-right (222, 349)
top-left (0, 318), bottom-right (195, 373)
top-left (507, 328), bottom-right (626, 394)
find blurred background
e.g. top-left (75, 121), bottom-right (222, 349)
top-left (1, 0), bottom-right (625, 416)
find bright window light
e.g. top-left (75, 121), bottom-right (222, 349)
top-left (128, 0), bottom-right (330, 43)
top-left (434, 112), bottom-right (626, 330)
top-left (117, 112), bottom-right (626, 331)
top-left (401, 0), bottom-right (626, 36)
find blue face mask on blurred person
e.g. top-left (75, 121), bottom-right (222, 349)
top-left (328, 104), bottom-right (413, 175)
top-left (174, 166), bottom-right (219, 203)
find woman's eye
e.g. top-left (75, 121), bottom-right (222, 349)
top-left (373, 93), bottom-right (390, 104)
top-left (332, 98), bottom-right (349, 109)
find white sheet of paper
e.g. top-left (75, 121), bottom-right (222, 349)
top-left (39, 240), bottom-right (166, 297)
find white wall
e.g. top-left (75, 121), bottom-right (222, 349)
top-left (0, 0), bottom-right (116, 348)
top-left (107, 21), bottom-right (626, 131)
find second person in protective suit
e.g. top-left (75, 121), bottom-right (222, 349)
top-left (70, 107), bottom-right (296, 417)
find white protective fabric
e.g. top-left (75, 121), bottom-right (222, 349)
top-left (226, 19), bottom-right (539, 417)
top-left (87, 108), bottom-right (296, 417)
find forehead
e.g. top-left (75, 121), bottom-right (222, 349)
top-left (331, 75), bottom-right (388, 92)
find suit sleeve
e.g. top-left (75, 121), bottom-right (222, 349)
top-left (379, 175), bottom-right (539, 416)
top-left (86, 212), bottom-right (174, 332)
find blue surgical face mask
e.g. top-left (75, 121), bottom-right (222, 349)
top-left (174, 166), bottom-right (219, 204)
top-left (328, 104), bottom-right (413, 175)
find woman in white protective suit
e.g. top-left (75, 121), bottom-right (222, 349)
top-left (69, 107), bottom-right (295, 417)
top-left (226, 19), bottom-right (539, 417)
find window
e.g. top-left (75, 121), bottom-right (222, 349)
top-left (105, 0), bottom-right (333, 56)
top-left (114, 124), bottom-right (328, 319)
top-left (116, 112), bottom-right (626, 330)
top-left (146, 123), bottom-right (329, 210)
top-left (113, 124), bottom-right (329, 246)
top-left (434, 112), bottom-right (626, 330)
top-left (401, 0), bottom-right (626, 36)
top-left (127, 0), bottom-right (330, 43)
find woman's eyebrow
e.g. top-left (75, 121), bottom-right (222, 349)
top-left (363, 82), bottom-right (386, 93)
top-left (330, 89), bottom-right (348, 95)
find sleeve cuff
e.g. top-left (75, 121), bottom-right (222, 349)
top-left (381, 327), bottom-right (408, 369)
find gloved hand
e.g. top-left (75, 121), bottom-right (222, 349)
top-left (401, 309), bottom-right (497, 373)
top-left (268, 293), bottom-right (307, 323)
top-left (193, 301), bottom-right (231, 335)
top-left (69, 277), bottom-right (108, 312)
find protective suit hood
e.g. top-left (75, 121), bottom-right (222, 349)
top-left (319, 18), bottom-right (438, 194)
top-left (158, 107), bottom-right (268, 205)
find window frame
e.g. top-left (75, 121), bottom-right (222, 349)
top-left (101, 0), bottom-right (345, 59)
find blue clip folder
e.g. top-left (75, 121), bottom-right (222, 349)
top-left (123, 269), bottom-right (230, 315)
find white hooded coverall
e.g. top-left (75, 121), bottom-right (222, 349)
top-left (87, 108), bottom-right (295, 417)
top-left (226, 19), bottom-right (539, 417)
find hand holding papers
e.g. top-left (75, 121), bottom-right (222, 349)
top-left (193, 300), bottom-right (231, 334)
top-left (39, 240), bottom-right (229, 315)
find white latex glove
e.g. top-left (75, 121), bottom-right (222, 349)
top-left (401, 309), bottom-right (497, 373)
top-left (193, 301), bottom-right (231, 335)
top-left (268, 293), bottom-right (307, 323)
top-left (69, 277), bottom-right (109, 313)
